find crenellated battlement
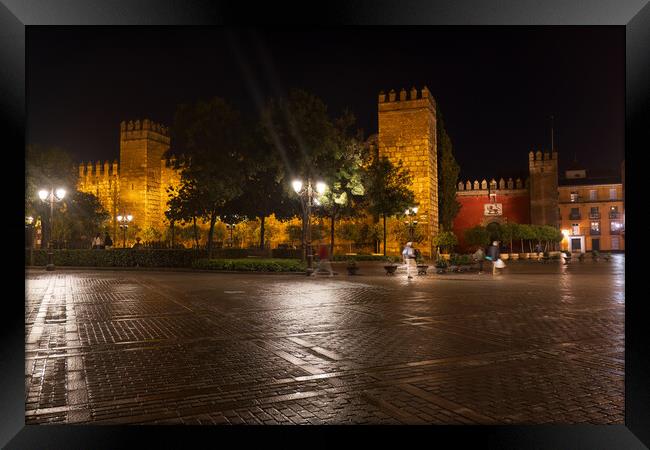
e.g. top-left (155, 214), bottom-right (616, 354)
top-left (120, 119), bottom-right (170, 144)
top-left (457, 176), bottom-right (525, 192)
top-left (378, 86), bottom-right (436, 112)
top-left (162, 154), bottom-right (189, 168)
top-left (529, 148), bottom-right (557, 165)
top-left (79, 159), bottom-right (119, 177)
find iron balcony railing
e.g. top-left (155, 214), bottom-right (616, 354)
top-left (589, 212), bottom-right (601, 219)
top-left (569, 212), bottom-right (581, 220)
top-left (590, 229), bottom-right (601, 236)
top-left (609, 212), bottom-right (620, 219)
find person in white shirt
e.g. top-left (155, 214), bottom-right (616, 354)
top-left (402, 242), bottom-right (416, 279)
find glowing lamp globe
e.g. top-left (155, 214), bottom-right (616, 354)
top-left (55, 188), bottom-right (66, 200)
top-left (292, 180), bottom-right (303, 194)
top-left (316, 181), bottom-right (327, 195)
top-left (38, 190), bottom-right (49, 201)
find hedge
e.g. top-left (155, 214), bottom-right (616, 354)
top-left (271, 248), bottom-right (303, 259)
top-left (26, 249), bottom-right (208, 268)
top-left (192, 258), bottom-right (305, 272)
top-left (331, 254), bottom-right (391, 262)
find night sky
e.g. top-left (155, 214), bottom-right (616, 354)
top-left (27, 27), bottom-right (624, 182)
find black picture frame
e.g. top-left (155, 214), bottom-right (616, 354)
top-left (3, 1), bottom-right (648, 448)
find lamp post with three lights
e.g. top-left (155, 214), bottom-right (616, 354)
top-left (404, 206), bottom-right (419, 243)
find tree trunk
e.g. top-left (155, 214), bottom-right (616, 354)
top-left (509, 238), bottom-right (513, 255)
top-left (259, 216), bottom-right (265, 249)
top-left (382, 214), bottom-right (387, 256)
top-left (171, 221), bottom-right (175, 248)
top-left (330, 215), bottom-right (335, 256)
top-left (520, 238), bottom-right (523, 253)
top-left (192, 216), bottom-right (199, 249)
top-left (207, 212), bottom-right (218, 259)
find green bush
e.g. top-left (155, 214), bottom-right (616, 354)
top-left (192, 258), bottom-right (305, 272)
top-left (331, 254), bottom-right (391, 262)
top-left (26, 248), bottom-right (208, 267)
top-left (450, 254), bottom-right (472, 266)
top-left (271, 248), bottom-right (303, 259)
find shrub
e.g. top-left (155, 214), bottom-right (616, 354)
top-left (271, 248), bottom-right (303, 259)
top-left (26, 248), bottom-right (208, 268)
top-left (331, 254), bottom-right (391, 261)
top-left (433, 231), bottom-right (458, 253)
top-left (192, 258), bottom-right (305, 272)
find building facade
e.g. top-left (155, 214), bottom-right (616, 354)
top-left (77, 101), bottom-right (623, 254)
top-left (558, 169), bottom-right (625, 253)
top-left (77, 119), bottom-right (179, 240)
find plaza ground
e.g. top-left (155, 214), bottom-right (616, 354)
top-left (25, 256), bottom-right (624, 425)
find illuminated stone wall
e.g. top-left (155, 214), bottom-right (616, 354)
top-left (377, 86), bottom-right (439, 257)
top-left (529, 150), bottom-right (559, 226)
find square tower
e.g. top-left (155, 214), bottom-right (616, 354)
top-left (119, 119), bottom-right (170, 232)
top-left (529, 149), bottom-right (559, 226)
top-left (378, 87), bottom-right (439, 256)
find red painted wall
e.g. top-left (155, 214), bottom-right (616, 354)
top-left (452, 191), bottom-right (530, 251)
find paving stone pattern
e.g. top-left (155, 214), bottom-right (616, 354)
top-left (25, 257), bottom-right (625, 424)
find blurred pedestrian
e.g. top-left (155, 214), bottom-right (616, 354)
top-left (473, 246), bottom-right (485, 274)
top-left (104, 233), bottom-right (113, 249)
top-left (92, 234), bottom-right (103, 249)
top-left (312, 243), bottom-right (334, 276)
top-left (402, 242), bottom-right (416, 279)
top-left (486, 240), bottom-right (504, 275)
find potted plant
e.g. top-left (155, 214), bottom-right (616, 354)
top-left (416, 254), bottom-right (429, 275)
top-left (433, 231), bottom-right (458, 261)
top-left (346, 258), bottom-right (359, 275)
top-left (384, 256), bottom-right (399, 275)
top-left (434, 257), bottom-right (449, 274)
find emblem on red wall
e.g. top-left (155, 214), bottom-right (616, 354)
top-left (484, 203), bottom-right (503, 216)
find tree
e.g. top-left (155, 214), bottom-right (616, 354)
top-left (500, 222), bottom-right (518, 255)
top-left (464, 226), bottom-right (490, 250)
top-left (364, 156), bottom-right (416, 256)
top-left (391, 219), bottom-right (426, 248)
top-left (261, 89), bottom-right (341, 260)
top-left (432, 231), bottom-right (458, 254)
top-left (26, 145), bottom-right (78, 248)
top-left (50, 191), bottom-right (110, 248)
top-left (171, 97), bottom-right (253, 258)
top-left (335, 222), bottom-right (361, 253)
top-left (436, 106), bottom-right (461, 231)
top-left (518, 224), bottom-right (536, 253)
top-left (222, 122), bottom-right (296, 249)
top-left (315, 110), bottom-right (368, 255)
top-left (165, 180), bottom-right (204, 249)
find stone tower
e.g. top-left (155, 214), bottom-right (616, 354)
top-left (378, 86), bottom-right (439, 256)
top-left (528, 149), bottom-right (559, 226)
top-left (119, 119), bottom-right (170, 231)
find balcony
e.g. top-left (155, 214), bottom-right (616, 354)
top-left (610, 228), bottom-right (621, 235)
top-left (609, 212), bottom-right (620, 219)
top-left (589, 212), bottom-right (601, 219)
top-left (590, 229), bottom-right (601, 236)
top-left (569, 213), bottom-right (581, 220)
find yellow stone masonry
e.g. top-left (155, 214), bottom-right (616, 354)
top-left (378, 87), bottom-right (439, 257)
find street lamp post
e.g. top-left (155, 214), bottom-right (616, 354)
top-left (25, 216), bottom-right (35, 267)
top-left (38, 187), bottom-right (66, 271)
top-left (226, 223), bottom-right (234, 247)
top-left (292, 178), bottom-right (327, 275)
top-left (117, 213), bottom-right (133, 248)
top-left (404, 206), bottom-right (419, 243)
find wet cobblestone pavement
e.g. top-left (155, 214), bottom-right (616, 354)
top-left (25, 256), bottom-right (625, 425)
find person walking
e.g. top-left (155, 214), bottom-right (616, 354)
top-left (104, 233), bottom-right (113, 250)
top-left (402, 242), bottom-right (416, 279)
top-left (486, 240), bottom-right (502, 276)
top-left (312, 243), bottom-right (334, 276)
top-left (92, 234), bottom-right (102, 249)
top-left (473, 246), bottom-right (486, 274)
